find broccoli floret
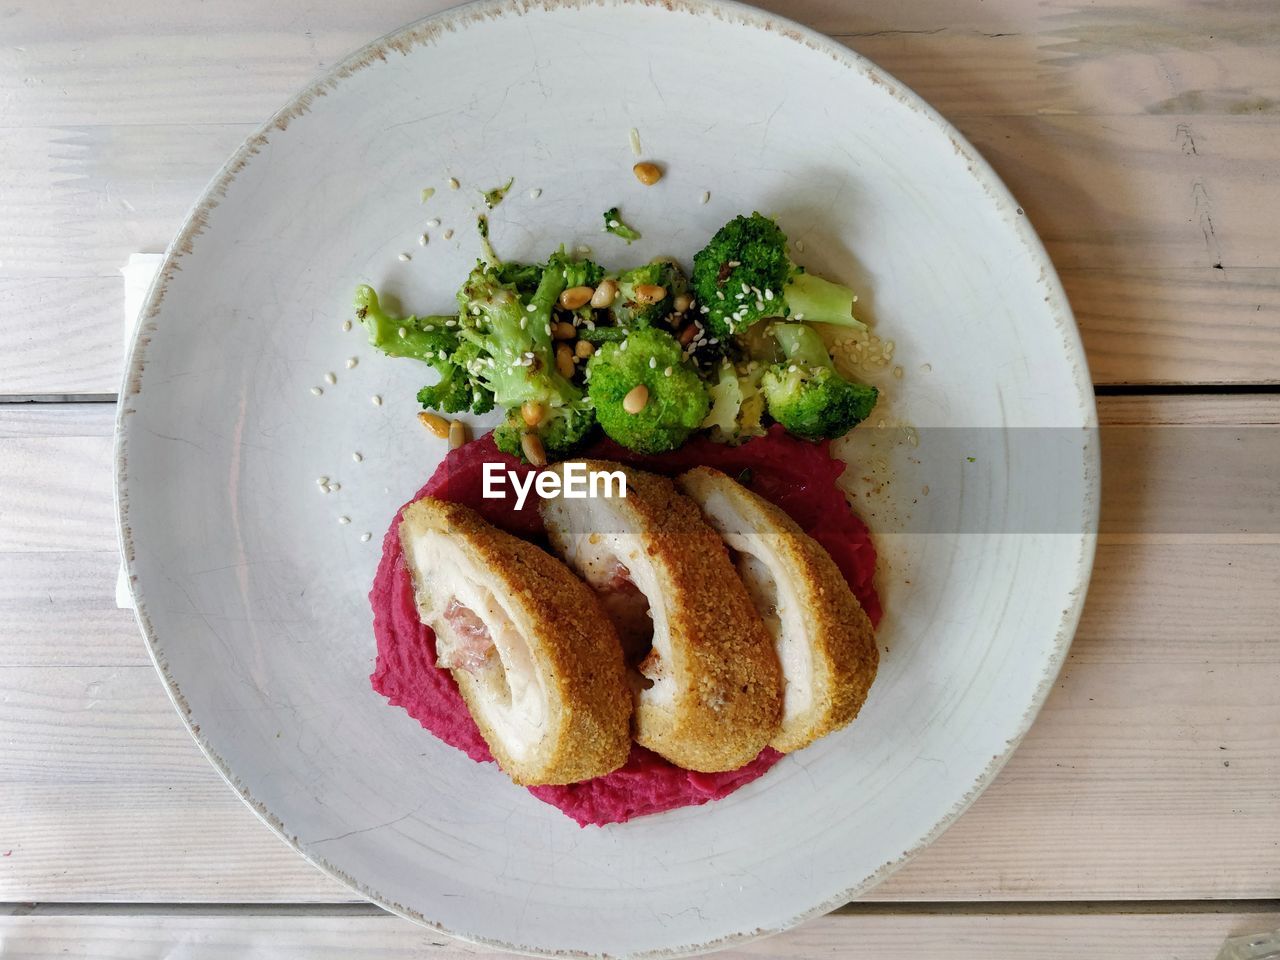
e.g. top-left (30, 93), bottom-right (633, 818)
top-left (610, 260), bottom-right (689, 329)
top-left (760, 323), bottom-right (877, 441)
top-left (691, 212), bottom-right (869, 338)
top-left (454, 254), bottom-right (574, 408)
top-left (482, 176), bottom-right (514, 209)
top-left (492, 401), bottom-right (597, 462)
top-left (587, 328), bottom-right (709, 453)
top-left (354, 285), bottom-right (493, 414)
top-left (702, 359), bottom-right (767, 445)
top-left (495, 261), bottom-right (543, 297)
top-left (602, 207), bottom-right (641, 243)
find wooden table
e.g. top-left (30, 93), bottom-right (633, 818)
top-left (2, 1), bottom-right (1278, 956)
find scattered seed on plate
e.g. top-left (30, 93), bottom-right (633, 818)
top-left (316, 476), bottom-right (329, 486)
top-left (360, 532), bottom-right (372, 543)
top-left (342, 319), bottom-right (352, 332)
top-left (418, 234), bottom-right (428, 246)
top-left (338, 516), bottom-right (351, 525)
top-left (420, 187), bottom-right (435, 203)
top-left (352, 452), bottom-right (363, 463)
top-left (398, 252), bottom-right (411, 262)
top-left (346, 357), bottom-right (358, 369)
top-left (447, 177), bottom-right (460, 190)
top-left (324, 372), bottom-right (336, 385)
top-left (444, 228), bottom-right (454, 239)
top-left (528, 187), bottom-right (542, 200)
top-left (699, 191), bottom-right (710, 204)
top-left (310, 386), bottom-right (323, 396)
top-left (577, 245), bottom-right (592, 255)
top-left (371, 394), bottom-right (383, 406)
top-left (629, 127), bottom-right (642, 156)
top-left (920, 362), bottom-right (933, 373)
top-left (795, 239), bottom-right (805, 253)
top-left (426, 218), bottom-right (441, 228)
top-left (893, 365), bottom-right (904, 379)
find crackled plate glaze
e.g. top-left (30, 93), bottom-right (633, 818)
top-left (116, 0), bottom-right (1098, 955)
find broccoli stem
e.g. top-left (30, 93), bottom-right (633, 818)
top-left (772, 322), bottom-right (834, 369)
top-left (783, 273), bottom-right (867, 333)
top-left (355, 285), bottom-right (455, 363)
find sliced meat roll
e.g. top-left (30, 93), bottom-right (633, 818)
top-left (677, 466), bottom-right (879, 753)
top-left (399, 496), bottom-right (631, 785)
top-left (540, 461), bottom-right (781, 773)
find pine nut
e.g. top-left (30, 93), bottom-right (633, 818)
top-left (418, 411), bottom-right (451, 438)
top-left (634, 284), bottom-right (666, 304)
top-left (551, 321), bottom-right (577, 340)
top-left (623, 384), bottom-right (649, 414)
top-left (678, 324), bottom-right (698, 346)
top-left (575, 339), bottom-right (596, 359)
top-left (559, 286), bottom-right (595, 310)
top-left (521, 431), bottom-right (547, 466)
top-left (555, 343), bottom-right (576, 379)
top-left (448, 419), bottom-right (468, 449)
top-left (521, 400), bottom-right (545, 427)
top-left (590, 279), bottom-right (618, 308)
top-left (673, 293), bottom-right (692, 314)
top-left (633, 162), bottom-right (663, 185)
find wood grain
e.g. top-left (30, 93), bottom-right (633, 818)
top-left (0, 906), bottom-right (1277, 959)
top-left (1, 0), bottom-right (1278, 393)
top-left (0, 398), bottom-right (1276, 905)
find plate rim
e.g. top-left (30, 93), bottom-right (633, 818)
top-left (114, 0), bottom-right (1101, 955)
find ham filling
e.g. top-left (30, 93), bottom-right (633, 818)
top-left (438, 597), bottom-right (497, 674)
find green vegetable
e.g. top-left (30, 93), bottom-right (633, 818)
top-left (354, 285), bottom-right (493, 414)
top-left (453, 250), bottom-right (596, 459)
top-left (702, 359), bottom-right (767, 445)
top-left (493, 403), bottom-right (597, 461)
top-left (691, 212), bottom-right (868, 338)
top-left (587, 327), bottom-right (709, 453)
top-left (610, 260), bottom-right (689, 329)
top-left (483, 177), bottom-right (514, 209)
top-left (760, 323), bottom-right (877, 440)
top-left (602, 206), bottom-right (641, 243)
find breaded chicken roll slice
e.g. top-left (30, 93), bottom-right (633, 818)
top-left (399, 497), bottom-right (631, 785)
top-left (540, 461), bottom-right (781, 773)
top-left (677, 467), bottom-right (878, 753)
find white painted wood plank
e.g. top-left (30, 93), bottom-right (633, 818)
top-left (0, 907), bottom-right (1277, 959)
top-left (0, 399), bottom-right (1276, 904)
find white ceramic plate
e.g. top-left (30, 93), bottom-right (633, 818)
top-left (116, 1), bottom-right (1098, 955)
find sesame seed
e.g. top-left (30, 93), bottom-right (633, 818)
top-left (728, 260), bottom-right (742, 268)
top-left (338, 516), bottom-right (351, 525)
top-left (577, 245), bottom-right (591, 255)
top-left (445, 319), bottom-right (456, 327)
top-left (788, 364), bottom-right (798, 372)
top-left (324, 371), bottom-right (336, 385)
top-left (316, 476), bottom-right (329, 486)
top-left (418, 234), bottom-right (428, 246)
top-left (398, 252), bottom-right (411, 262)
top-left (426, 218), bottom-right (441, 228)
top-left (649, 356), bottom-right (657, 368)
top-left (519, 317), bottom-right (527, 329)
top-left (741, 282), bottom-right (750, 294)
top-left (526, 303), bottom-right (537, 312)
top-left (544, 324), bottom-right (552, 336)
top-left (716, 291), bottom-right (725, 300)
top-left (353, 452), bottom-right (363, 462)
top-left (371, 395), bottom-right (382, 406)
top-left (310, 386), bottom-right (323, 396)
top-left (444, 228), bottom-right (454, 239)
top-left (529, 188), bottom-right (542, 199)
top-left (700, 191), bottom-right (710, 204)
top-left (629, 127), bottom-right (642, 156)
top-left (608, 219), bottom-right (620, 229)
top-left (620, 340), bottom-right (629, 351)
top-left (346, 357), bottom-right (358, 369)
top-left (700, 305), bottom-right (710, 313)
top-left (360, 532), bottom-right (372, 542)
top-left (921, 362), bottom-right (933, 373)
top-left (709, 337), bottom-right (719, 345)
top-left (329, 482), bottom-right (341, 492)
top-left (793, 312), bottom-right (805, 321)
top-left (447, 177), bottom-right (460, 190)
top-left (664, 366), bottom-right (673, 376)
top-left (397, 327), bottom-right (407, 338)
top-left (795, 239), bottom-right (805, 253)
top-left (342, 319), bottom-right (352, 332)
top-left (893, 365), bottom-right (904, 379)
top-left (764, 289), bottom-right (774, 300)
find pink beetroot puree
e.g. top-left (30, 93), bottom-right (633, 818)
top-left (369, 425), bottom-right (881, 827)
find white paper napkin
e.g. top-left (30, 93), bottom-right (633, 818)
top-left (115, 253), bottom-right (165, 609)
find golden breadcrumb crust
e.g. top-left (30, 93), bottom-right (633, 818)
top-left (399, 497), bottom-right (631, 785)
top-left (677, 467), bottom-right (879, 753)
top-left (542, 461), bottom-right (782, 773)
